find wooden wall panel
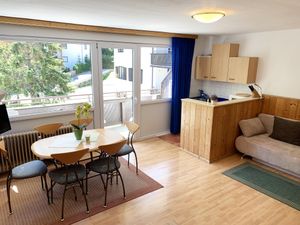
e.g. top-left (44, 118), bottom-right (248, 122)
top-left (262, 95), bottom-right (300, 120)
top-left (181, 96), bottom-right (300, 163)
top-left (297, 104), bottom-right (300, 120)
top-left (180, 101), bottom-right (213, 161)
top-left (180, 99), bottom-right (262, 163)
top-left (209, 99), bottom-right (262, 162)
top-left (201, 106), bottom-right (213, 160)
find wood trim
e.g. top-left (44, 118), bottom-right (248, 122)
top-left (262, 94), bottom-right (300, 120)
top-left (210, 99), bottom-right (262, 162)
top-left (180, 98), bottom-right (263, 163)
top-left (0, 16), bottom-right (198, 39)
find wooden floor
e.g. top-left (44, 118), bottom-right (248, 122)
top-left (75, 138), bottom-right (300, 225)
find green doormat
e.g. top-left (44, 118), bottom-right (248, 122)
top-left (223, 163), bottom-right (300, 211)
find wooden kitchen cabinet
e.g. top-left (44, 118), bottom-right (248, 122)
top-left (195, 56), bottom-right (211, 80)
top-left (227, 57), bottom-right (258, 84)
top-left (210, 43), bottom-right (239, 82)
top-left (180, 98), bottom-right (263, 162)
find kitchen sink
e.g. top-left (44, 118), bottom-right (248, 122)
top-left (190, 96), bottom-right (229, 102)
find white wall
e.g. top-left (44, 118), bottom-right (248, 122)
top-left (192, 29), bottom-right (300, 99)
top-left (140, 101), bottom-right (171, 138)
top-left (220, 29), bottom-right (300, 99)
top-left (0, 24), bottom-right (171, 136)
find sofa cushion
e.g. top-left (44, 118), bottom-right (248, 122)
top-left (239, 117), bottom-right (266, 137)
top-left (270, 116), bottom-right (300, 146)
top-left (235, 134), bottom-right (300, 175)
top-left (258, 113), bottom-right (274, 134)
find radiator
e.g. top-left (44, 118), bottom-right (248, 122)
top-left (0, 126), bottom-right (73, 174)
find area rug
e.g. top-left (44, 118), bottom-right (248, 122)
top-left (0, 159), bottom-right (163, 225)
top-left (223, 163), bottom-right (300, 211)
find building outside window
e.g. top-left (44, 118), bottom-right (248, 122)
top-left (140, 47), bottom-right (172, 101)
top-left (0, 40), bottom-right (92, 117)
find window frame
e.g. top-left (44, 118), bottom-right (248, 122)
top-left (138, 44), bottom-right (172, 102)
top-left (0, 35), bottom-right (172, 128)
top-left (0, 36), bottom-right (95, 121)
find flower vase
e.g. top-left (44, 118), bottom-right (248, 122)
top-left (74, 128), bottom-right (83, 140)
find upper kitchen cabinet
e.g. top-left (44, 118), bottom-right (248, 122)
top-left (227, 57), bottom-right (258, 84)
top-left (210, 43), bottom-right (239, 82)
top-left (195, 56), bottom-right (211, 80)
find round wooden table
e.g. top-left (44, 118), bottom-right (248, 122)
top-left (31, 129), bottom-right (125, 159)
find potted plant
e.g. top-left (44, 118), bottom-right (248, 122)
top-left (71, 102), bottom-right (92, 140)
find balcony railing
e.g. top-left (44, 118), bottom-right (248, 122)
top-left (3, 89), bottom-right (162, 126)
top-left (151, 53), bottom-right (172, 68)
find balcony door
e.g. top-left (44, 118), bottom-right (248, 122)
top-left (98, 43), bottom-right (139, 130)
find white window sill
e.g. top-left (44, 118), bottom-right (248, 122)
top-left (141, 98), bottom-right (171, 105)
top-left (9, 108), bottom-right (94, 122)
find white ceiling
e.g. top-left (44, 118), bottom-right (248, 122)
top-left (1, 0), bottom-right (300, 35)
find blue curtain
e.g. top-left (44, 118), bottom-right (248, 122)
top-left (170, 37), bottom-right (195, 134)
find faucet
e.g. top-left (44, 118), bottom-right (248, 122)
top-left (199, 89), bottom-right (210, 101)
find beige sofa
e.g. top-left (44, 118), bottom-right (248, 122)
top-left (235, 113), bottom-right (300, 175)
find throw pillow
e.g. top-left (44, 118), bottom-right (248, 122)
top-left (239, 117), bottom-right (267, 137)
top-left (258, 113), bottom-right (275, 134)
top-left (270, 116), bottom-right (300, 146)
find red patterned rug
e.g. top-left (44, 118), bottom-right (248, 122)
top-left (0, 158), bottom-right (162, 225)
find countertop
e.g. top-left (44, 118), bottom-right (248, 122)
top-left (182, 97), bottom-right (262, 107)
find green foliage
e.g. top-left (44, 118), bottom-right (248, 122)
top-left (102, 48), bottom-right (114, 69)
top-left (102, 69), bottom-right (112, 80)
top-left (73, 55), bottom-right (91, 74)
top-left (75, 102), bottom-right (92, 119)
top-left (0, 41), bottom-right (72, 99)
top-left (72, 102), bottom-right (92, 129)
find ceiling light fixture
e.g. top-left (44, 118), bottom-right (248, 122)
top-left (192, 12), bottom-right (225, 23)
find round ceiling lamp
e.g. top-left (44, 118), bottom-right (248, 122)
top-left (192, 12), bottom-right (225, 23)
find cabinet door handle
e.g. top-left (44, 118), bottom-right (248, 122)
top-left (204, 76), bottom-right (208, 78)
top-left (211, 76), bottom-right (217, 79)
top-left (228, 78), bottom-right (235, 80)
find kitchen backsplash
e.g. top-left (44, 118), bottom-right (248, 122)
top-left (198, 80), bottom-right (252, 99)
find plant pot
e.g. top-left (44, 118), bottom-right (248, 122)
top-left (73, 128), bottom-right (83, 140)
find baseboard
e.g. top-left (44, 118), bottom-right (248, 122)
top-left (137, 131), bottom-right (171, 141)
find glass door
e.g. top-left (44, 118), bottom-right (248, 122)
top-left (99, 44), bottom-right (137, 130)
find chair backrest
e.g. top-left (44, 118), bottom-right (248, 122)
top-left (0, 140), bottom-right (12, 169)
top-left (0, 140), bottom-right (8, 157)
top-left (99, 139), bottom-right (127, 156)
top-left (125, 121), bottom-right (140, 134)
top-left (34, 123), bottom-right (63, 136)
top-left (69, 118), bottom-right (93, 127)
top-left (124, 121), bottom-right (139, 146)
top-left (51, 148), bottom-right (89, 165)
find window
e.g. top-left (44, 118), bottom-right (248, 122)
top-left (62, 56), bottom-right (68, 63)
top-left (140, 47), bottom-right (172, 101)
top-left (0, 40), bottom-right (92, 118)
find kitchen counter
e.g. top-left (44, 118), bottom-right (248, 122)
top-left (183, 96), bottom-right (261, 107)
top-left (180, 97), bottom-right (263, 162)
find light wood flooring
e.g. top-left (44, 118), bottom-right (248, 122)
top-left (75, 137), bottom-right (300, 225)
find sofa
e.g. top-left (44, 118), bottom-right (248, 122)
top-left (235, 113), bottom-right (300, 175)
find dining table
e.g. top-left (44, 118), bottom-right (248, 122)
top-left (31, 129), bottom-right (125, 159)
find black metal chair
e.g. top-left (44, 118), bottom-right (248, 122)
top-left (85, 139), bottom-right (127, 207)
top-left (115, 121), bottom-right (140, 174)
top-left (48, 148), bottom-right (89, 222)
top-left (0, 140), bottom-right (49, 214)
top-left (34, 122), bottom-right (63, 189)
